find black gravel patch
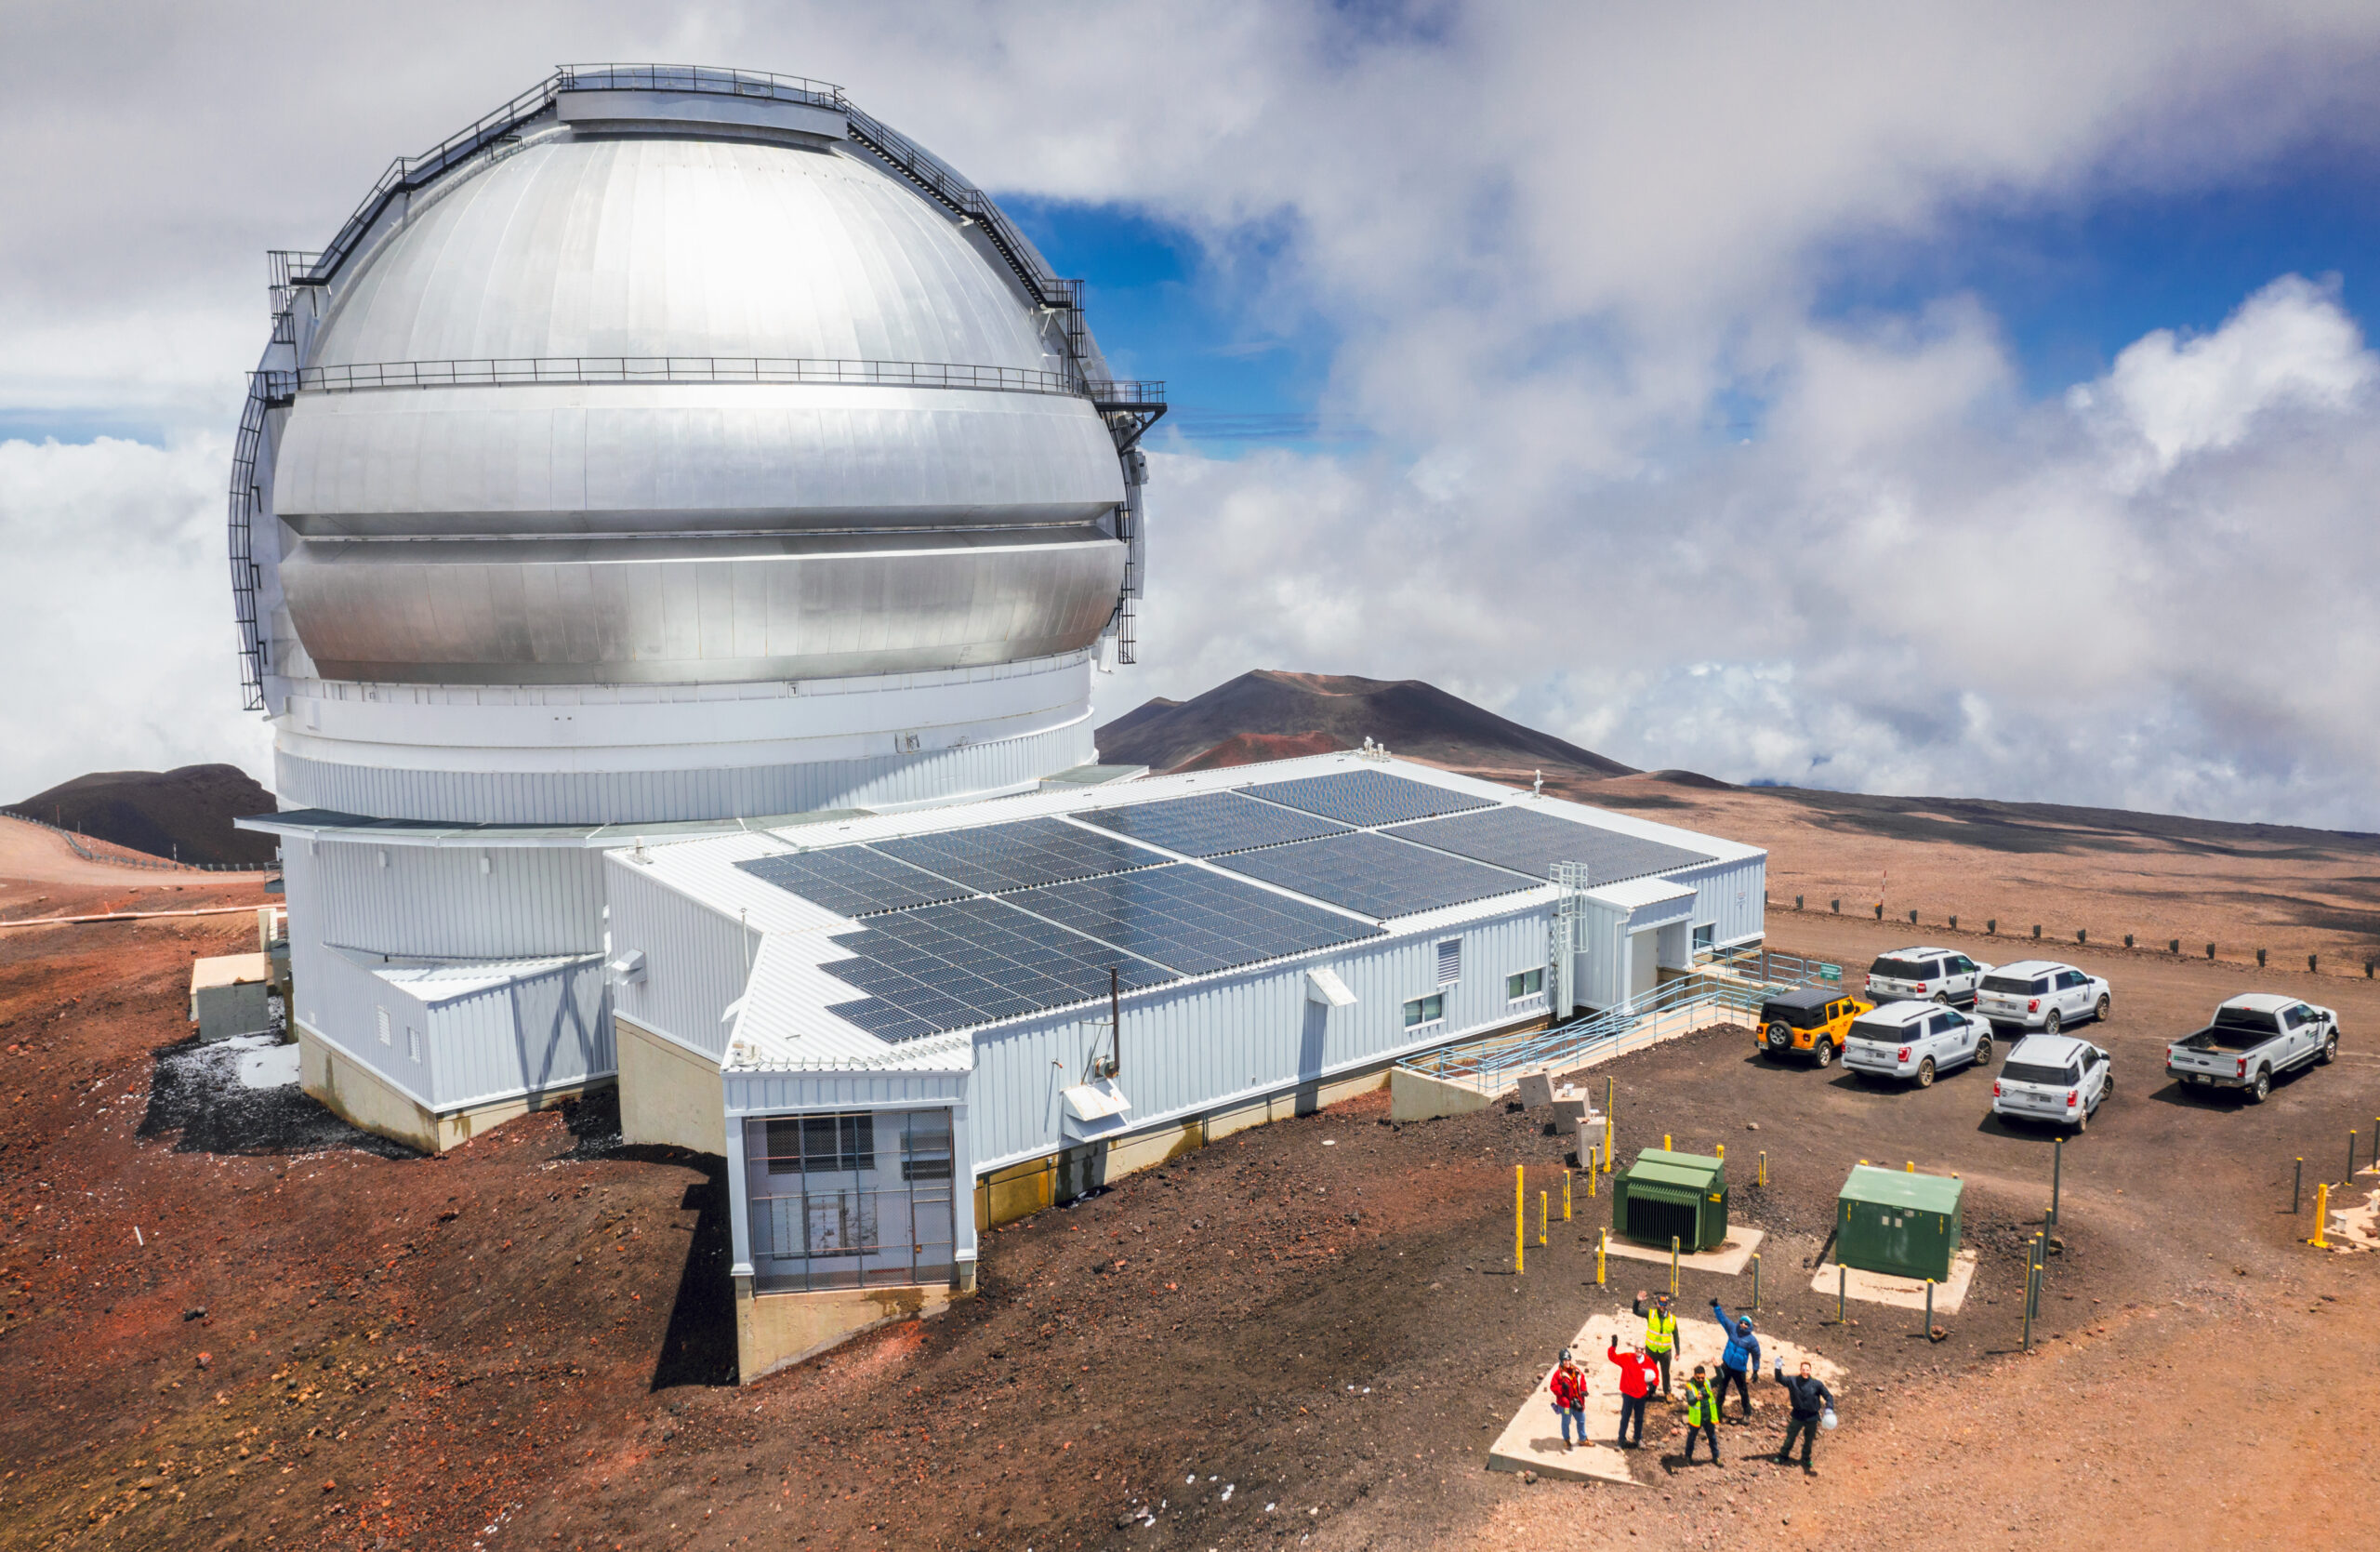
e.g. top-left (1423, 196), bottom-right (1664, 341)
top-left (138, 1033), bottom-right (416, 1159)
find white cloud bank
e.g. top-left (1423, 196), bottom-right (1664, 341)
top-left (4, 2), bottom-right (2379, 825)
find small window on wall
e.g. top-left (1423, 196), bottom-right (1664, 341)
top-left (1403, 992), bottom-right (1445, 1029)
top-left (900, 1110), bottom-right (954, 1182)
top-left (376, 1007), bottom-right (391, 1046)
top-left (1692, 923), bottom-right (1715, 953)
top-left (1506, 968), bottom-right (1545, 1001)
top-left (1436, 939), bottom-right (1461, 985)
top-left (762, 1112), bottom-right (877, 1175)
top-left (406, 1027), bottom-right (422, 1063)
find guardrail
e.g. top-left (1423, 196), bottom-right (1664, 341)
top-left (1402, 953), bottom-right (1841, 1096)
top-left (0, 812), bottom-right (275, 874)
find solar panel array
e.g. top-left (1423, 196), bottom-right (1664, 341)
top-left (1071, 791), bottom-right (1351, 858)
top-left (1211, 831), bottom-right (1538, 920)
top-left (1012, 866), bottom-right (1382, 975)
top-left (821, 897), bottom-right (1178, 1044)
top-left (869, 816), bottom-right (1167, 895)
top-left (1241, 769), bottom-right (1497, 827)
top-left (734, 845), bottom-right (971, 919)
top-left (1387, 805), bottom-right (1713, 885)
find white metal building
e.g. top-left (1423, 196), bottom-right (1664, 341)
top-left (231, 65), bottom-right (1163, 1150)
top-left (592, 750), bottom-right (1763, 1377)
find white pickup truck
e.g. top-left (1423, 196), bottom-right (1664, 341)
top-left (2165, 993), bottom-right (2340, 1104)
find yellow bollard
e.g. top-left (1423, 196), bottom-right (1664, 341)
top-left (1589, 1147), bottom-right (1598, 1196)
top-left (1716, 1143), bottom-right (1725, 1162)
top-left (1597, 1228), bottom-right (1607, 1286)
top-left (1540, 1190), bottom-right (1548, 1246)
top-left (1907, 1161), bottom-right (1915, 1172)
top-left (1563, 1171), bottom-right (1572, 1222)
top-left (1759, 1150), bottom-right (1768, 1187)
top-left (1515, 1164), bottom-right (1526, 1273)
top-left (1670, 1235), bottom-right (1680, 1297)
top-left (2311, 1181), bottom-right (2330, 1249)
top-left (1664, 1133), bottom-right (1673, 1152)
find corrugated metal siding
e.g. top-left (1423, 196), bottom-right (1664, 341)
top-left (722, 1068), bottom-right (969, 1116)
top-left (427, 957), bottom-right (613, 1110)
top-left (276, 718), bottom-right (1094, 826)
top-left (293, 946), bottom-right (439, 1108)
top-left (312, 839), bottom-right (603, 960)
top-left (1671, 855), bottom-right (1767, 947)
top-left (606, 856), bottom-right (757, 1061)
top-left (966, 908), bottom-right (1549, 1174)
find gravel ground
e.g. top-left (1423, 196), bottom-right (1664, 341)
top-left (0, 898), bottom-right (2374, 1549)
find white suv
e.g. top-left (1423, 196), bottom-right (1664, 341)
top-left (1992, 1034), bottom-right (2112, 1131)
top-left (1864, 947), bottom-right (1992, 1008)
top-left (1843, 1001), bottom-right (1995, 1088)
top-left (1975, 960), bottom-right (2109, 1034)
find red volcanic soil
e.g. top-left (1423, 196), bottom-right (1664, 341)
top-left (1170, 730), bottom-right (1353, 771)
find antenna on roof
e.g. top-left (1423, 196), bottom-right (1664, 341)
top-left (1533, 770), bottom-right (1543, 798)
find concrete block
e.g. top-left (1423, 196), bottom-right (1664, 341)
top-left (1514, 1069), bottom-right (1555, 1108)
top-left (1810, 1249), bottom-right (1978, 1313)
top-left (1389, 1065), bottom-right (1491, 1122)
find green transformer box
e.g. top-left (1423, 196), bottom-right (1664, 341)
top-left (1835, 1165), bottom-right (1964, 1281)
top-left (1612, 1147), bottom-right (1729, 1252)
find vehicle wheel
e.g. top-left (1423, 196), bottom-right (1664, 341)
top-left (1974, 1033), bottom-right (1994, 1067)
top-left (1814, 1038), bottom-right (1837, 1068)
top-left (2248, 1068), bottom-right (2271, 1104)
top-left (2101, 1072), bottom-right (2114, 1102)
top-left (2073, 1103), bottom-right (2087, 1133)
top-left (1916, 1057), bottom-right (1936, 1089)
top-left (1933, 992), bottom-right (1951, 1005)
top-left (2096, 994), bottom-right (2110, 1023)
top-left (2320, 1030), bottom-right (2339, 1066)
top-left (2043, 1010), bottom-right (2062, 1035)
top-left (1765, 1022), bottom-right (1793, 1055)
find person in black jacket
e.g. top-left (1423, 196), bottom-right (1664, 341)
top-left (1772, 1360), bottom-right (1834, 1473)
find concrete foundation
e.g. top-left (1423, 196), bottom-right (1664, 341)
top-left (1810, 1249), bottom-right (1979, 1313)
top-left (1602, 1226), bottom-right (1765, 1278)
top-left (295, 1020), bottom-right (608, 1154)
top-left (615, 1017), bottom-right (727, 1155)
top-left (734, 1267), bottom-right (974, 1385)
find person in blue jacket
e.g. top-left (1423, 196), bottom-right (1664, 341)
top-left (1709, 1298), bottom-right (1761, 1421)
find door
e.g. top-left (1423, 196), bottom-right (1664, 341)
top-left (2059, 970), bottom-right (2091, 1018)
top-left (1629, 930), bottom-right (1659, 999)
top-left (1950, 956), bottom-right (1979, 1004)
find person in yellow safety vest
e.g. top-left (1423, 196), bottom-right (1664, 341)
top-left (1681, 1364), bottom-right (1722, 1466)
top-left (1643, 1292), bottom-right (1678, 1398)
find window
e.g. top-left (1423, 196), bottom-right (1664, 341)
top-left (1506, 968), bottom-right (1544, 1001)
top-left (763, 1113), bottom-right (877, 1175)
top-left (1952, 956), bottom-right (1977, 974)
top-left (2284, 1005), bottom-right (2311, 1028)
top-left (376, 1007), bottom-right (391, 1046)
top-left (900, 1110), bottom-right (954, 1182)
top-left (1435, 939), bottom-right (1461, 986)
top-left (1691, 923), bottom-right (1714, 953)
top-left (1403, 993), bottom-right (1445, 1028)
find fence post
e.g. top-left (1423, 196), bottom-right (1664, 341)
top-left (1540, 1190), bottom-right (1548, 1247)
top-left (1751, 1253), bottom-right (1760, 1310)
top-left (1514, 1165), bottom-right (1525, 1275)
top-left (1597, 1229), bottom-right (1607, 1287)
top-left (2294, 1158), bottom-right (2304, 1214)
top-left (1835, 1263), bottom-right (1845, 1322)
top-left (1924, 1278), bottom-right (1934, 1337)
top-left (2050, 1135), bottom-right (2062, 1227)
top-left (1670, 1236), bottom-right (1680, 1297)
top-left (1563, 1171), bottom-right (1572, 1222)
top-left (1759, 1150), bottom-right (1768, 1187)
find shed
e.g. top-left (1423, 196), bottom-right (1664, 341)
top-left (1612, 1147), bottom-right (1728, 1252)
top-left (1836, 1165), bottom-right (1964, 1281)
top-left (190, 953), bottom-right (274, 1043)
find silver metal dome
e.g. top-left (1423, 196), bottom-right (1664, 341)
top-left (245, 73), bottom-right (1151, 692)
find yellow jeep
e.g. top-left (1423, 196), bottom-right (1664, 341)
top-left (1756, 986), bottom-right (1872, 1068)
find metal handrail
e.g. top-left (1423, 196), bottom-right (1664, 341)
top-left (1404, 954), bottom-right (1841, 1095)
top-left (265, 358), bottom-right (1169, 405)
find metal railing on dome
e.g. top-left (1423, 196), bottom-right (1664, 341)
top-left (272, 357), bottom-right (1093, 398)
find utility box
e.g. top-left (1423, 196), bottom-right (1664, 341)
top-left (190, 953), bottom-right (274, 1043)
top-left (1612, 1147), bottom-right (1728, 1252)
top-left (1836, 1165), bottom-right (1963, 1281)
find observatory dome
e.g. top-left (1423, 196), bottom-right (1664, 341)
top-left (238, 70), bottom-right (1156, 825)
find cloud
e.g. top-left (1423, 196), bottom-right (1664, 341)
top-left (6, 2), bottom-right (2380, 826)
top-left (0, 436), bottom-right (272, 798)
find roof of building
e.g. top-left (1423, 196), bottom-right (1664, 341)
top-left (604, 751), bottom-right (1761, 1075)
top-left (1839, 1164), bottom-right (1964, 1214)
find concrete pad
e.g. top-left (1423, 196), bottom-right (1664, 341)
top-left (1388, 1064), bottom-right (1493, 1121)
top-left (2318, 1170), bottom-right (2380, 1251)
top-left (1487, 1310), bottom-right (1845, 1486)
top-left (1809, 1248), bottom-right (1979, 1313)
top-left (1601, 1227), bottom-right (1765, 1277)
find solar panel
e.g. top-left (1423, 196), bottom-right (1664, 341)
top-left (868, 816), bottom-right (1168, 895)
top-left (1210, 831), bottom-right (1538, 920)
top-left (1239, 769), bottom-right (1496, 828)
top-left (1385, 804), bottom-right (1713, 885)
top-left (821, 896), bottom-right (1179, 1041)
top-left (1010, 865), bottom-right (1382, 975)
top-left (734, 845), bottom-right (972, 919)
top-left (1071, 791), bottom-right (1352, 858)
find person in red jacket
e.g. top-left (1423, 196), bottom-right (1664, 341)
top-left (1606, 1337), bottom-right (1659, 1448)
top-left (1548, 1349), bottom-right (1590, 1449)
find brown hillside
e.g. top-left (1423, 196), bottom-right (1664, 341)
top-left (1171, 730), bottom-right (1353, 772)
top-left (9, 764), bottom-right (279, 867)
top-left (1095, 670), bottom-right (1633, 776)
